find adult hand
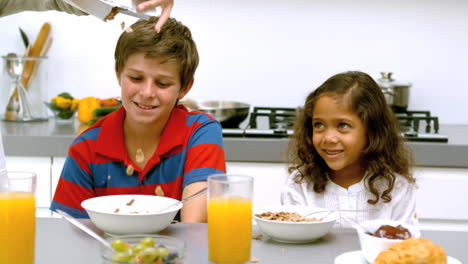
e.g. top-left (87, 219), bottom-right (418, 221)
top-left (135, 0), bottom-right (174, 33)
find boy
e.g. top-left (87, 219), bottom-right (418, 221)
top-left (50, 17), bottom-right (226, 222)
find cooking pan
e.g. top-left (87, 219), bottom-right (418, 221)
top-left (192, 101), bottom-right (251, 128)
top-left (377, 72), bottom-right (411, 112)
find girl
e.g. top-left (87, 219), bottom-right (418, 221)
top-left (281, 71), bottom-right (417, 227)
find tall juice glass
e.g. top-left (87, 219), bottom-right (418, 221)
top-left (208, 174), bottom-right (253, 264)
top-left (0, 171), bottom-right (37, 264)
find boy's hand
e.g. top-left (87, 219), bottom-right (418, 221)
top-left (135, 0), bottom-right (174, 33)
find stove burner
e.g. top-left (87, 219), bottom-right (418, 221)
top-left (223, 107), bottom-right (448, 142)
top-left (249, 107), bottom-right (297, 130)
top-left (394, 110), bottom-right (444, 138)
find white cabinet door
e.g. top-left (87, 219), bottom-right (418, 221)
top-left (51, 157), bottom-right (66, 199)
top-left (227, 162), bottom-right (468, 231)
top-left (5, 156), bottom-right (51, 212)
top-left (227, 162), bottom-right (288, 211)
top-left (414, 167), bottom-right (468, 231)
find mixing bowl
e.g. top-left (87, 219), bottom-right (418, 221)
top-left (196, 101), bottom-right (250, 128)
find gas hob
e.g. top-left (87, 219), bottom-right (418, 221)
top-left (221, 107), bottom-right (448, 143)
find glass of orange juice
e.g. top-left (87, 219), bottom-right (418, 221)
top-left (0, 171), bottom-right (36, 264)
top-left (208, 174), bottom-right (253, 264)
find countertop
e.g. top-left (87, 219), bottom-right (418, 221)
top-left (2, 119), bottom-right (468, 167)
top-left (36, 218), bottom-right (468, 264)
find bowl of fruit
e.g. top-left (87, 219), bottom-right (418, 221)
top-left (103, 235), bottom-right (185, 264)
top-left (45, 92), bottom-right (79, 121)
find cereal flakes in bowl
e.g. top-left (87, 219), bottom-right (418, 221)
top-left (81, 195), bottom-right (182, 235)
top-left (253, 205), bottom-right (338, 243)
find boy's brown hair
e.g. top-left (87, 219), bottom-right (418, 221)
top-left (114, 16), bottom-right (199, 89)
top-left (289, 71), bottom-right (414, 204)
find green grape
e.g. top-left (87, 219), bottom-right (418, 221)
top-left (137, 247), bottom-right (159, 262)
top-left (111, 239), bottom-right (127, 252)
top-left (140, 237), bottom-right (155, 247)
top-left (112, 251), bottom-right (132, 262)
top-left (154, 247), bottom-right (170, 260)
top-left (130, 243), bottom-right (146, 254)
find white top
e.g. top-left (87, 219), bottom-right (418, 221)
top-left (280, 170), bottom-right (418, 228)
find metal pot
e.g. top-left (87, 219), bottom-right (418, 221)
top-left (182, 100), bottom-right (250, 128)
top-left (377, 72), bottom-right (411, 112)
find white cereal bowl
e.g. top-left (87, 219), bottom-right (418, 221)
top-left (81, 195), bottom-right (182, 235)
top-left (356, 219), bottom-right (421, 263)
top-left (253, 205), bottom-right (338, 243)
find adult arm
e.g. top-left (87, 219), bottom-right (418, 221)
top-left (0, 0), bottom-right (87, 17)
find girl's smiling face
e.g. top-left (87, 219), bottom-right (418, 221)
top-left (117, 52), bottom-right (191, 127)
top-left (312, 95), bottom-right (367, 177)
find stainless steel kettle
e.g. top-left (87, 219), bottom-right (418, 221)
top-left (377, 72), bottom-right (411, 112)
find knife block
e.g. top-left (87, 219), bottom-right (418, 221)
top-left (1, 55), bottom-right (49, 122)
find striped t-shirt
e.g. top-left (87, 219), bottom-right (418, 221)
top-left (50, 105), bottom-right (226, 218)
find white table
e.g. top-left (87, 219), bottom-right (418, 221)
top-left (35, 217), bottom-right (468, 263)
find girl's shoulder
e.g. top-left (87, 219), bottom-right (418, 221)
top-left (367, 172), bottom-right (415, 193)
top-left (393, 173), bottom-right (416, 187)
top-left (285, 169), bottom-right (312, 186)
top-left (285, 169), bottom-right (302, 183)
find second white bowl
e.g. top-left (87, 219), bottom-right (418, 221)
top-left (356, 219), bottom-right (421, 263)
top-left (253, 205), bottom-right (338, 243)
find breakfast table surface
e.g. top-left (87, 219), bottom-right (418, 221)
top-left (36, 217), bottom-right (468, 264)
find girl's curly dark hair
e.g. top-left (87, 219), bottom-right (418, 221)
top-left (288, 71), bottom-right (414, 204)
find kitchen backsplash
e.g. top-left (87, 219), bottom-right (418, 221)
top-left (0, 0), bottom-right (467, 124)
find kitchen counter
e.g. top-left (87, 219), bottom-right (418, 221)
top-left (2, 119), bottom-right (468, 167)
top-left (36, 218), bottom-right (468, 264)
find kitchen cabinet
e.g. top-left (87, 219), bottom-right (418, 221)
top-left (228, 162), bottom-right (468, 231)
top-left (414, 167), bottom-right (468, 231)
top-left (51, 157), bottom-right (66, 198)
top-left (226, 162), bottom-right (288, 211)
top-left (7, 156), bottom-right (468, 231)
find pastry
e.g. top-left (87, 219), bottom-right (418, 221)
top-left (374, 238), bottom-right (447, 264)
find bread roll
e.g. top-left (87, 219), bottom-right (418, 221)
top-left (374, 238), bottom-right (447, 264)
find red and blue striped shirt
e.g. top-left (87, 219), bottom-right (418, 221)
top-left (50, 105), bottom-right (226, 218)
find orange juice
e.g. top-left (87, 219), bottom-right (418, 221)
top-left (0, 192), bottom-right (36, 264)
top-left (208, 197), bottom-right (252, 264)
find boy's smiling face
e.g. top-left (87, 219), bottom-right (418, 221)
top-left (117, 52), bottom-right (191, 127)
